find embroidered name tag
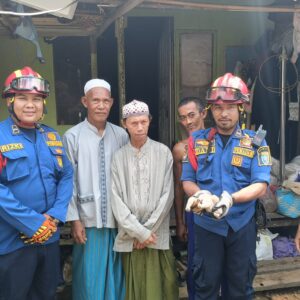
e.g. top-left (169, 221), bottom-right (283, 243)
top-left (46, 141), bottom-right (63, 147)
top-left (233, 147), bottom-right (254, 158)
top-left (257, 146), bottom-right (272, 166)
top-left (195, 145), bottom-right (215, 155)
top-left (195, 139), bottom-right (215, 155)
top-left (0, 143), bottom-right (24, 152)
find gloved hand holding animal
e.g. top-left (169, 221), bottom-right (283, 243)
top-left (212, 191), bottom-right (233, 219)
top-left (185, 190), bottom-right (219, 214)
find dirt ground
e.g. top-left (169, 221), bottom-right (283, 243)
top-left (58, 286), bottom-right (300, 300)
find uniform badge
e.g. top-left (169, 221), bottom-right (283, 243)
top-left (47, 132), bottom-right (57, 141)
top-left (11, 125), bottom-right (20, 135)
top-left (239, 136), bottom-right (252, 148)
top-left (235, 129), bottom-right (242, 138)
top-left (231, 155), bottom-right (243, 167)
top-left (195, 139), bottom-right (209, 146)
top-left (56, 156), bottom-right (63, 167)
top-left (257, 146), bottom-right (272, 166)
top-left (56, 148), bottom-right (63, 154)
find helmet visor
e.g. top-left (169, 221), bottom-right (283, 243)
top-left (10, 77), bottom-right (50, 95)
top-left (206, 86), bottom-right (249, 103)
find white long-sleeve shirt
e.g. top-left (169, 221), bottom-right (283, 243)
top-left (111, 138), bottom-right (174, 252)
top-left (63, 119), bottom-right (128, 228)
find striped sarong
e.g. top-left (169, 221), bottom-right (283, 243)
top-left (72, 227), bottom-right (125, 300)
top-left (122, 247), bottom-right (179, 300)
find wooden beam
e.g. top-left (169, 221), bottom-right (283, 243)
top-left (90, 35), bottom-right (98, 77)
top-left (0, 3), bottom-right (16, 33)
top-left (145, 0), bottom-right (300, 13)
top-left (91, 0), bottom-right (300, 13)
top-left (94, 0), bottom-right (144, 38)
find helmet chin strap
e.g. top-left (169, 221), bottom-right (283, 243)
top-left (238, 104), bottom-right (246, 130)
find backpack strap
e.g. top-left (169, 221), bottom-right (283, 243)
top-left (188, 136), bottom-right (198, 171)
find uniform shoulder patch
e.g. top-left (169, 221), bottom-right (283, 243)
top-left (257, 146), bottom-right (272, 166)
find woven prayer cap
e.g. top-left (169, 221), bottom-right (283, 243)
top-left (122, 99), bottom-right (149, 119)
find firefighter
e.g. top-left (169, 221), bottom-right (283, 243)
top-left (181, 73), bottom-right (271, 300)
top-left (0, 66), bottom-right (73, 300)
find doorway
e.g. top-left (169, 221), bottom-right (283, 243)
top-left (97, 16), bottom-right (174, 146)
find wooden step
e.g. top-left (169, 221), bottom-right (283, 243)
top-left (254, 257), bottom-right (300, 292)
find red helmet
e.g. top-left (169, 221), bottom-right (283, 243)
top-left (206, 73), bottom-right (249, 104)
top-left (2, 66), bottom-right (49, 98)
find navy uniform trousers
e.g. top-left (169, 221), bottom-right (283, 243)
top-left (192, 217), bottom-right (257, 300)
top-left (0, 241), bottom-right (60, 300)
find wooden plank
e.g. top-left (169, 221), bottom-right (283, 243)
top-left (254, 268), bottom-right (300, 292)
top-left (94, 0), bottom-right (144, 38)
top-left (266, 212), bottom-right (300, 228)
top-left (257, 259), bottom-right (300, 275)
top-left (257, 257), bottom-right (300, 269)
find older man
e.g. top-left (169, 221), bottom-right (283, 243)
top-left (63, 79), bottom-right (128, 300)
top-left (111, 100), bottom-right (179, 300)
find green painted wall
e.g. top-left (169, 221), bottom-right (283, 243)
top-left (0, 36), bottom-right (70, 135)
top-left (0, 8), bottom-right (273, 135)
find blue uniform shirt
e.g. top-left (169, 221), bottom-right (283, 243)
top-left (181, 125), bottom-right (271, 237)
top-left (0, 117), bottom-right (73, 255)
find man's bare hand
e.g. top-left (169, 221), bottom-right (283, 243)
top-left (133, 239), bottom-right (146, 250)
top-left (143, 233), bottom-right (157, 246)
top-left (71, 220), bottom-right (87, 244)
top-left (176, 222), bottom-right (187, 242)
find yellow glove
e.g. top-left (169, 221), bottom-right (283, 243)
top-left (20, 219), bottom-right (57, 244)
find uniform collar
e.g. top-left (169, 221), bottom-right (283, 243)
top-left (8, 117), bottom-right (44, 135)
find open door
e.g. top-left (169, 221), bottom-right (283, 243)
top-left (158, 18), bottom-right (174, 147)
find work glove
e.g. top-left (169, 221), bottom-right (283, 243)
top-left (186, 190), bottom-right (219, 214)
top-left (20, 218), bottom-right (57, 244)
top-left (212, 191), bottom-right (233, 219)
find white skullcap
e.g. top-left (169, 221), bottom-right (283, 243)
top-left (84, 79), bottom-right (111, 95)
top-left (122, 99), bottom-right (149, 119)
